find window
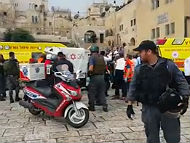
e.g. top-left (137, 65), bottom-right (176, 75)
top-left (32, 16), bottom-right (35, 23)
top-left (49, 22), bottom-right (52, 26)
top-left (171, 22), bottom-right (175, 34)
top-left (156, 0), bottom-right (159, 8)
top-left (151, 28), bottom-right (156, 39)
top-left (165, 0), bottom-right (169, 3)
top-left (166, 0), bottom-right (174, 3)
top-left (100, 33), bottom-right (104, 43)
top-left (134, 19), bottom-right (136, 25)
top-left (14, 3), bottom-right (18, 7)
top-left (3, 12), bottom-right (7, 16)
top-left (120, 24), bottom-right (123, 31)
top-left (152, 0), bottom-right (159, 9)
top-left (131, 19), bottom-right (136, 26)
top-left (35, 16), bottom-right (38, 23)
top-left (156, 27), bottom-right (160, 38)
top-left (165, 24), bottom-right (170, 35)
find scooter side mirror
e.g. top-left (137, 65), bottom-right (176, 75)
top-left (76, 70), bottom-right (82, 80)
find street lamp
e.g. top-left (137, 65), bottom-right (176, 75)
top-left (114, 0), bottom-right (117, 46)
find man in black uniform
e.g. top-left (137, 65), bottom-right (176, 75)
top-left (53, 52), bottom-right (74, 73)
top-left (88, 45), bottom-right (108, 112)
top-left (126, 40), bottom-right (190, 143)
top-left (4, 52), bottom-right (21, 103)
top-left (0, 54), bottom-right (6, 101)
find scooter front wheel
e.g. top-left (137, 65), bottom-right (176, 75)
top-left (66, 107), bottom-right (89, 128)
top-left (29, 107), bottom-right (41, 115)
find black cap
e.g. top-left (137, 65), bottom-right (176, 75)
top-left (134, 40), bottom-right (157, 51)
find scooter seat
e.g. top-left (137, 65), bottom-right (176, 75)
top-left (33, 86), bottom-right (52, 98)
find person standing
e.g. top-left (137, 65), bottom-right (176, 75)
top-left (88, 45), bottom-right (108, 112)
top-left (53, 52), bottom-right (73, 73)
top-left (123, 54), bottom-right (134, 99)
top-left (4, 52), bottom-right (21, 103)
top-left (126, 40), bottom-right (190, 143)
top-left (100, 51), bottom-right (112, 97)
top-left (0, 54), bottom-right (6, 101)
top-left (111, 52), bottom-right (126, 99)
top-left (184, 56), bottom-right (190, 84)
top-left (37, 53), bottom-right (46, 63)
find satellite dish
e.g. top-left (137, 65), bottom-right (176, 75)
top-left (74, 14), bottom-right (79, 19)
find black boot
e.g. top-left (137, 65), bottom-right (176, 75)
top-left (15, 94), bottom-right (21, 102)
top-left (3, 92), bottom-right (6, 98)
top-left (10, 95), bottom-right (14, 103)
top-left (88, 106), bottom-right (95, 111)
top-left (0, 95), bottom-right (5, 101)
top-left (103, 105), bottom-right (108, 112)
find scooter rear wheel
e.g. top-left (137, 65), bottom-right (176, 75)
top-left (66, 107), bottom-right (89, 128)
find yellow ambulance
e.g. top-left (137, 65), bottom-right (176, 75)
top-left (0, 42), bottom-right (66, 63)
top-left (157, 38), bottom-right (190, 71)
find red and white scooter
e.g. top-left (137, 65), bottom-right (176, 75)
top-left (19, 70), bottom-right (89, 128)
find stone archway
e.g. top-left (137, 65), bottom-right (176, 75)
top-left (130, 37), bottom-right (136, 46)
top-left (84, 30), bottom-right (97, 43)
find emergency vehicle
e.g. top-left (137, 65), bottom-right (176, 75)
top-left (0, 42), bottom-right (66, 63)
top-left (157, 38), bottom-right (190, 71)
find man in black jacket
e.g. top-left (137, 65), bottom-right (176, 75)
top-left (0, 54), bottom-right (6, 101)
top-left (126, 40), bottom-right (190, 143)
top-left (53, 52), bottom-right (74, 73)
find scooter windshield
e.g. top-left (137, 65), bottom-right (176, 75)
top-left (56, 65), bottom-right (74, 80)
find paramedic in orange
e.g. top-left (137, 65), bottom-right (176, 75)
top-left (38, 54), bottom-right (46, 63)
top-left (123, 54), bottom-right (134, 99)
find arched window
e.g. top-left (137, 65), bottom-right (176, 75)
top-left (130, 38), bottom-right (135, 46)
top-left (84, 31), bottom-right (97, 43)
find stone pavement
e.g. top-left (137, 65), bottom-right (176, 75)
top-left (0, 89), bottom-right (190, 143)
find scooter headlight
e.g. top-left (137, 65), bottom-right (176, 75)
top-left (70, 91), bottom-right (78, 96)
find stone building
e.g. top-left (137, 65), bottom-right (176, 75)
top-left (0, 0), bottom-right (15, 29)
top-left (0, 0), bottom-right (72, 42)
top-left (72, 2), bottom-right (111, 49)
top-left (136, 0), bottom-right (190, 45)
top-left (105, 0), bottom-right (137, 51)
top-left (104, 0), bottom-right (190, 52)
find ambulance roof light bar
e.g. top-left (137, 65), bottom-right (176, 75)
top-left (157, 39), bottom-right (167, 45)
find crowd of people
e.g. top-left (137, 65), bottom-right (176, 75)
top-left (87, 40), bottom-right (190, 143)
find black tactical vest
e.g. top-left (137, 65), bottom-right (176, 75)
top-left (135, 59), bottom-right (171, 105)
top-left (92, 54), bottom-right (106, 75)
top-left (4, 59), bottom-right (19, 76)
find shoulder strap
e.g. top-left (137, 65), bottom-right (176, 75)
top-left (165, 59), bottom-right (174, 89)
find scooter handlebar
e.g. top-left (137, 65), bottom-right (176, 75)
top-left (54, 72), bottom-right (68, 81)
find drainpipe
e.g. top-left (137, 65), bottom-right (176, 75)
top-left (184, 16), bottom-right (190, 37)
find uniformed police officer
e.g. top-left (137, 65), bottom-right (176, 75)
top-left (88, 45), bottom-right (108, 112)
top-left (4, 52), bottom-right (21, 103)
top-left (126, 40), bottom-right (190, 143)
top-left (0, 54), bottom-right (6, 101)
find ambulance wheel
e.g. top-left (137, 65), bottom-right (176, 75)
top-left (66, 107), bottom-right (89, 128)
